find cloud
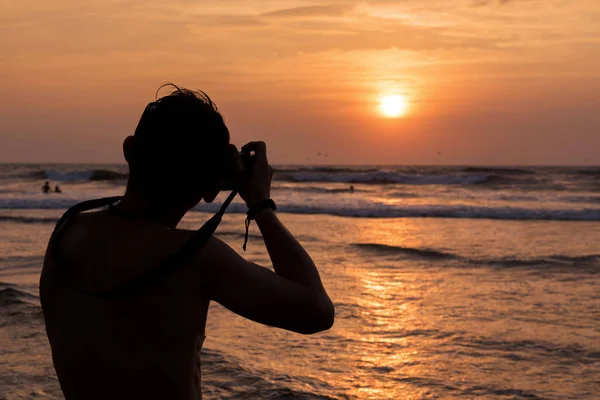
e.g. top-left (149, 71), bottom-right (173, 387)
top-left (1, 0), bottom-right (598, 91)
top-left (260, 4), bottom-right (353, 18)
top-left (190, 14), bottom-right (266, 28)
top-left (471, 0), bottom-right (516, 6)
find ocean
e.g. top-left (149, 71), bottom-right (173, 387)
top-left (1, 164), bottom-right (599, 399)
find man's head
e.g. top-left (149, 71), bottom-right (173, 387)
top-left (124, 84), bottom-right (230, 209)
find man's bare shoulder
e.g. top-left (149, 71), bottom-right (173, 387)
top-left (48, 210), bottom-right (235, 294)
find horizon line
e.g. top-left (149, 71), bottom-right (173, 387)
top-left (1, 162), bottom-right (599, 168)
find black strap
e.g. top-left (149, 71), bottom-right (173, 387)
top-left (51, 196), bottom-right (124, 237)
top-left (243, 199), bottom-right (276, 251)
top-left (51, 191), bottom-right (239, 298)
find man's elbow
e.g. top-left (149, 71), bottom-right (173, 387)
top-left (298, 299), bottom-right (335, 335)
top-left (317, 301), bottom-right (335, 332)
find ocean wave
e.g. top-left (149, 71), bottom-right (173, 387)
top-left (484, 254), bottom-right (600, 269)
top-left (278, 185), bottom-right (364, 194)
top-left (0, 284), bottom-right (39, 306)
top-left (0, 168), bottom-right (47, 181)
top-left (352, 243), bottom-right (457, 259)
top-left (483, 193), bottom-right (600, 203)
top-left (0, 198), bottom-right (77, 210)
top-left (275, 171), bottom-right (491, 185)
top-left (474, 174), bottom-right (545, 187)
top-left (3, 165), bottom-right (600, 191)
top-left (0, 167), bottom-right (129, 182)
top-left (460, 384), bottom-right (543, 399)
top-left (5, 165), bottom-right (596, 190)
top-left (90, 169), bottom-right (128, 181)
top-left (7, 166), bottom-right (495, 186)
top-left (573, 168), bottom-right (600, 177)
top-left (44, 168), bottom-right (128, 182)
top-left (276, 204), bottom-right (600, 221)
top-left (0, 215), bottom-right (59, 224)
top-left (2, 199), bottom-right (600, 221)
top-left (560, 195), bottom-right (600, 204)
top-left (462, 167), bottom-right (536, 175)
top-left (458, 336), bottom-right (600, 365)
top-left (350, 243), bottom-right (600, 270)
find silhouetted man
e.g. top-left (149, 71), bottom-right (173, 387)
top-left (42, 181), bottom-right (51, 194)
top-left (54, 185), bottom-right (62, 193)
top-left (39, 85), bottom-right (334, 400)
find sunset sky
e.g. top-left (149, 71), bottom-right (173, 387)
top-left (1, 0), bottom-right (599, 165)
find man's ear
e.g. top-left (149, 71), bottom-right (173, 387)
top-left (123, 136), bottom-right (136, 164)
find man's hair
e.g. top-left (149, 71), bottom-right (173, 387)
top-left (129, 84), bottom-right (230, 194)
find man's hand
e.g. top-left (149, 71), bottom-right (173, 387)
top-left (238, 141), bottom-right (273, 208)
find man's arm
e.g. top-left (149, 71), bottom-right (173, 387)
top-left (255, 208), bottom-right (328, 291)
top-left (197, 141), bottom-right (334, 334)
top-left (198, 234), bottom-right (334, 334)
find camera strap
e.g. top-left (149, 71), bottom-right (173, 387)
top-left (50, 190), bottom-right (239, 298)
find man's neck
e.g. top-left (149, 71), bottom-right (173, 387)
top-left (116, 188), bottom-right (188, 229)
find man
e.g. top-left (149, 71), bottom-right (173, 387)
top-left (39, 85), bottom-right (334, 399)
top-left (42, 181), bottom-right (51, 194)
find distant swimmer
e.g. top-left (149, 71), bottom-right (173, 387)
top-left (54, 185), bottom-right (62, 193)
top-left (42, 181), bottom-right (51, 194)
top-left (349, 185), bottom-right (355, 193)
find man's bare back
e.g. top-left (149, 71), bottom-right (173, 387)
top-left (41, 210), bottom-right (211, 399)
top-left (39, 86), bottom-right (334, 400)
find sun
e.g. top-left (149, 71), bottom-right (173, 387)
top-left (378, 95), bottom-right (408, 118)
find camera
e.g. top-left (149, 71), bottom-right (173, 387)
top-left (222, 151), bottom-right (255, 190)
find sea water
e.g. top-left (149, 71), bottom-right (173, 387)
top-left (1, 164), bottom-right (599, 399)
